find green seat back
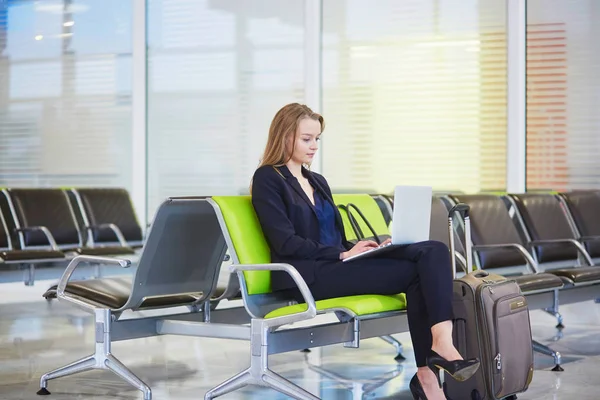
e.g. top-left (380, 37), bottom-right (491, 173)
top-left (333, 194), bottom-right (390, 241)
top-left (212, 196), bottom-right (272, 295)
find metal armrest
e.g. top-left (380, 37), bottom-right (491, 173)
top-left (15, 226), bottom-right (59, 250)
top-left (529, 238), bottom-right (594, 266)
top-left (57, 255), bottom-right (131, 309)
top-left (230, 263), bottom-right (317, 328)
top-left (472, 243), bottom-right (539, 273)
top-left (86, 224), bottom-right (128, 247)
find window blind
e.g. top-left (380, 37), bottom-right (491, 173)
top-left (322, 0), bottom-right (507, 194)
top-left (0, 0), bottom-right (133, 189)
top-left (146, 0), bottom-right (305, 220)
top-left (527, 0), bottom-right (600, 190)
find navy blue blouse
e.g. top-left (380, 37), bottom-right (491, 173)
top-left (313, 188), bottom-right (343, 249)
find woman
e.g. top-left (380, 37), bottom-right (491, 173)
top-left (250, 103), bottom-right (479, 400)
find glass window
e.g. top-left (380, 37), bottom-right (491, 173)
top-left (146, 0), bottom-right (305, 219)
top-left (0, 0), bottom-right (133, 188)
top-left (322, 0), bottom-right (507, 194)
top-left (526, 0), bottom-right (600, 190)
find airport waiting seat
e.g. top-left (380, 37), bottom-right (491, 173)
top-left (446, 194), bottom-right (566, 289)
top-left (0, 203), bottom-right (65, 285)
top-left (205, 196), bottom-right (410, 400)
top-left (36, 197), bottom-right (243, 400)
top-left (2, 188), bottom-right (135, 256)
top-left (506, 192), bottom-right (600, 334)
top-left (559, 191), bottom-right (600, 259)
top-left (42, 191), bottom-right (239, 303)
top-left (70, 188), bottom-right (144, 249)
top-left (507, 193), bottom-right (600, 285)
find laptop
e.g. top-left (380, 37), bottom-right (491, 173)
top-left (342, 185), bottom-right (432, 263)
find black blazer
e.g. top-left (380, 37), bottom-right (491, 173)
top-left (251, 165), bottom-right (353, 291)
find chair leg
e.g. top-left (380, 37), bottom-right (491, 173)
top-left (204, 369), bottom-right (251, 399)
top-left (532, 340), bottom-right (564, 371)
top-left (362, 367), bottom-right (404, 394)
top-left (262, 369), bottom-right (320, 400)
top-left (205, 319), bottom-right (320, 400)
top-left (37, 309), bottom-right (151, 399)
top-left (379, 335), bottom-right (406, 361)
top-left (24, 264), bottom-right (35, 286)
top-left (38, 355), bottom-right (96, 393)
top-left (307, 358), bottom-right (403, 397)
top-left (105, 354), bottom-right (151, 400)
top-left (544, 292), bottom-right (564, 329)
top-left (553, 312), bottom-right (564, 329)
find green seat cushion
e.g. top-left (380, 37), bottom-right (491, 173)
top-left (333, 194), bottom-right (390, 241)
top-left (212, 196), bottom-right (272, 295)
top-left (265, 293), bottom-right (407, 319)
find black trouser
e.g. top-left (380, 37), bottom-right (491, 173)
top-left (287, 240), bottom-right (454, 367)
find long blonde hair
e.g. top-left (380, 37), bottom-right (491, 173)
top-left (258, 103), bottom-right (324, 169)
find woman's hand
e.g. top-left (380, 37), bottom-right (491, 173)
top-left (379, 238), bottom-right (392, 246)
top-left (340, 240), bottom-right (379, 260)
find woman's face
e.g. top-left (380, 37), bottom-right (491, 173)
top-left (288, 118), bottom-right (321, 165)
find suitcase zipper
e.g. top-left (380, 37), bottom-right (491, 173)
top-left (494, 353), bottom-right (502, 370)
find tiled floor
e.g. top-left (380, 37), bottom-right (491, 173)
top-left (0, 277), bottom-right (599, 399)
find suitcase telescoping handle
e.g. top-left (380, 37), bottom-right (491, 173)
top-left (448, 203), bottom-right (472, 278)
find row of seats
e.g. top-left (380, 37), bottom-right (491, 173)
top-left (31, 191), bottom-right (600, 399)
top-left (380, 190), bottom-right (600, 314)
top-left (374, 190), bottom-right (600, 282)
top-left (0, 188), bottom-right (143, 284)
top-left (35, 192), bottom-right (600, 399)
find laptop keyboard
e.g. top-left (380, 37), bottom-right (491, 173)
top-left (342, 242), bottom-right (393, 262)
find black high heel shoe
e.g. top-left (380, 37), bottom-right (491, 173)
top-left (409, 374), bottom-right (428, 400)
top-left (426, 350), bottom-right (480, 388)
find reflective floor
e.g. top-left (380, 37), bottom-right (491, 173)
top-left (1, 276), bottom-right (599, 399)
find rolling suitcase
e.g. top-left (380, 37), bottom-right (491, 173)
top-left (445, 204), bottom-right (534, 400)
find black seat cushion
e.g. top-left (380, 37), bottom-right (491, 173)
top-left (510, 194), bottom-right (578, 263)
top-left (561, 192), bottom-right (600, 258)
top-left (75, 246), bottom-right (136, 256)
top-left (451, 194), bottom-right (526, 269)
top-left (43, 279), bottom-right (229, 306)
top-left (511, 273), bottom-right (564, 293)
top-left (1, 249), bottom-right (64, 262)
top-left (66, 277), bottom-right (132, 308)
top-left (61, 246), bottom-right (136, 256)
top-left (45, 277), bottom-right (203, 309)
top-left (8, 189), bottom-right (80, 247)
top-left (547, 267), bottom-right (600, 284)
top-left (77, 189), bottom-right (143, 244)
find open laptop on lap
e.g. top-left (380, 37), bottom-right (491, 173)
top-left (342, 185), bottom-right (432, 263)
